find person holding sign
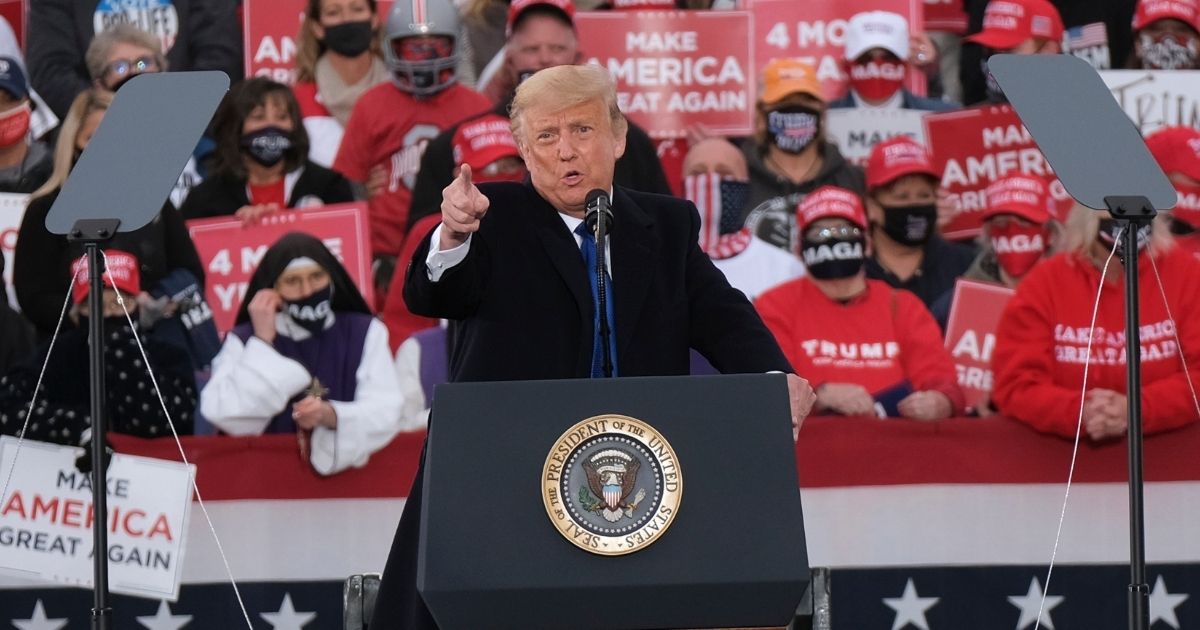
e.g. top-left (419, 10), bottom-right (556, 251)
top-left (180, 78), bottom-right (355, 225)
top-left (992, 205), bottom-right (1200, 440)
top-left (0, 250), bottom-right (197, 446)
top-left (200, 233), bottom-right (403, 475)
top-left (292, 0), bottom-right (390, 168)
top-left (742, 59), bottom-right (865, 251)
top-left (930, 175), bottom-right (1059, 326)
top-left (862, 136), bottom-right (975, 310)
top-left (829, 11), bottom-right (958, 112)
top-left (755, 186), bottom-right (963, 420)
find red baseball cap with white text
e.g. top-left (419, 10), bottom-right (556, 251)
top-left (866, 137), bottom-right (939, 191)
top-left (796, 186), bottom-right (868, 232)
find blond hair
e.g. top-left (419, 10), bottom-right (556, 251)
top-left (31, 89), bottom-right (112, 200)
top-left (509, 64), bottom-right (628, 146)
top-left (1061, 202), bottom-right (1173, 261)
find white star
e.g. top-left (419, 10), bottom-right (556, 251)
top-left (1149, 575), bottom-right (1189, 629)
top-left (260, 593), bottom-right (317, 630)
top-left (136, 601), bottom-right (192, 630)
top-left (883, 578), bottom-right (939, 630)
top-left (12, 599), bottom-right (68, 630)
top-left (1007, 576), bottom-right (1064, 630)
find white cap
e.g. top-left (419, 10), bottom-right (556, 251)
top-left (844, 11), bottom-right (910, 61)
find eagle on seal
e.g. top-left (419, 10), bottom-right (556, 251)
top-left (582, 448), bottom-right (645, 523)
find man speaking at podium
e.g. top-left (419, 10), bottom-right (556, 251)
top-left (372, 63), bottom-right (816, 629)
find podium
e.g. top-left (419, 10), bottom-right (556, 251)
top-left (417, 374), bottom-right (810, 630)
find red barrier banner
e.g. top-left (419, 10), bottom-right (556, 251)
top-left (923, 105), bottom-right (1072, 239)
top-left (0, 0), bottom-right (24, 49)
top-left (243, 0), bottom-right (392, 84)
top-left (747, 0), bottom-right (924, 102)
top-left (576, 11), bottom-right (755, 139)
top-left (944, 279), bottom-right (1014, 414)
top-left (186, 203), bottom-right (375, 333)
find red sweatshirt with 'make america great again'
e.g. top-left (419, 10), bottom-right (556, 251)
top-left (992, 246), bottom-right (1200, 437)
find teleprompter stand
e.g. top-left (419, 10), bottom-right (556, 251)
top-left (46, 72), bottom-right (227, 628)
top-left (989, 54), bottom-right (1178, 630)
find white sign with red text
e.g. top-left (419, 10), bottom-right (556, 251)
top-left (748, 0), bottom-right (924, 102)
top-left (944, 280), bottom-right (1014, 413)
top-left (825, 108), bottom-right (928, 165)
top-left (577, 11), bottom-right (755, 138)
top-left (1100, 70), bottom-right (1200, 137)
top-left (187, 203), bottom-right (375, 334)
top-left (0, 436), bottom-right (195, 600)
top-left (0, 192), bottom-right (27, 310)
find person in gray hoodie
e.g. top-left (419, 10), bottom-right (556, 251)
top-left (740, 58), bottom-right (865, 254)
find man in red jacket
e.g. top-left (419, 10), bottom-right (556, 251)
top-left (756, 185), bottom-right (964, 419)
top-left (992, 206), bottom-right (1200, 440)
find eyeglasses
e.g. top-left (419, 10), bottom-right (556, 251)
top-left (104, 56), bottom-right (159, 80)
top-left (804, 224), bottom-right (862, 242)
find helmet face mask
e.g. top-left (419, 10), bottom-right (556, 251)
top-left (383, 0), bottom-right (461, 96)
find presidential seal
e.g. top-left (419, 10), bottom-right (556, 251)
top-left (542, 414), bottom-right (682, 556)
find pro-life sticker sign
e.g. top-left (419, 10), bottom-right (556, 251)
top-left (944, 279), bottom-right (1014, 414)
top-left (577, 10), bottom-right (755, 138)
top-left (0, 436), bottom-right (195, 600)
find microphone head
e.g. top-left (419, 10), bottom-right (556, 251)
top-left (584, 189), bottom-right (613, 232)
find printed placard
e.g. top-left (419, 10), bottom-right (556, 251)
top-left (944, 279), bottom-right (1014, 413)
top-left (748, 0), bottom-right (924, 102)
top-left (0, 192), bottom-right (27, 310)
top-left (243, 0), bottom-right (392, 84)
top-left (924, 105), bottom-right (1071, 239)
top-left (825, 108), bottom-right (928, 165)
top-left (186, 203), bottom-right (375, 333)
top-left (0, 0), bottom-right (24, 49)
top-left (1101, 70), bottom-right (1200, 137)
top-left (0, 436), bottom-right (195, 600)
top-left (577, 11), bottom-right (755, 138)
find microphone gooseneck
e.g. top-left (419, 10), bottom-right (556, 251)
top-left (584, 189), bottom-right (614, 378)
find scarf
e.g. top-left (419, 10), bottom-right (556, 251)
top-left (314, 55), bottom-right (390, 126)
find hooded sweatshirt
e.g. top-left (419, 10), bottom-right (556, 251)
top-left (740, 141), bottom-right (866, 252)
top-left (992, 246), bottom-right (1200, 438)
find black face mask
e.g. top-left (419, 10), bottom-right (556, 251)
top-left (879, 203), bottom-right (937, 247)
top-left (801, 236), bottom-right (866, 279)
top-left (240, 126), bottom-right (294, 168)
top-left (981, 57), bottom-right (1007, 104)
top-left (1097, 218), bottom-right (1152, 253)
top-left (765, 105), bottom-right (821, 154)
top-left (1169, 217), bottom-right (1196, 236)
top-left (284, 284), bottom-right (333, 335)
top-left (322, 20), bottom-right (375, 57)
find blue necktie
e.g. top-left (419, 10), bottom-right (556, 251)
top-left (575, 222), bottom-right (618, 378)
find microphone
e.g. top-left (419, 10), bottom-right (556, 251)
top-left (585, 189), bottom-right (613, 234)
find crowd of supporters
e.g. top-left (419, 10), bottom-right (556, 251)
top-left (1, 0), bottom-right (1199, 475)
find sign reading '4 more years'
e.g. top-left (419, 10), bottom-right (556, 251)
top-left (0, 436), bottom-right (195, 600)
top-left (748, 0), bottom-right (924, 102)
top-left (944, 279), bottom-right (1014, 414)
top-left (243, 0), bottom-right (393, 84)
top-left (576, 11), bottom-right (755, 139)
top-left (186, 202), bottom-right (375, 334)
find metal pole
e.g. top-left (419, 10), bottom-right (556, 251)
top-left (85, 243), bottom-right (112, 629)
top-left (1121, 219), bottom-right (1149, 630)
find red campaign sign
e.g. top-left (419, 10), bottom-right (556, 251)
top-left (747, 0), bottom-right (924, 102)
top-left (243, 0), bottom-right (392, 84)
top-left (944, 279), bottom-right (1015, 414)
top-left (924, 105), bottom-right (1073, 240)
top-left (0, 0), bottom-right (24, 50)
top-left (186, 203), bottom-right (375, 334)
top-left (576, 11), bottom-right (755, 139)
top-left (924, 0), bottom-right (968, 34)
